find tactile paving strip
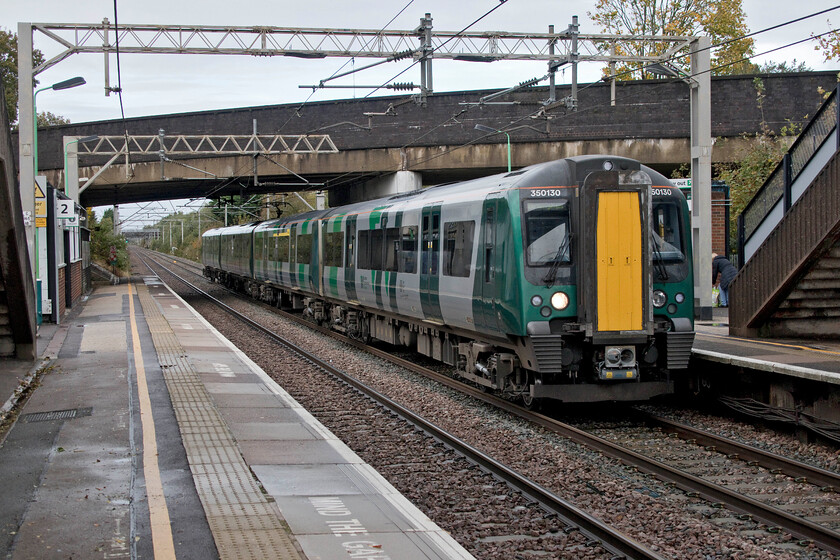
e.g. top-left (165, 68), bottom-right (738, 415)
top-left (136, 283), bottom-right (303, 560)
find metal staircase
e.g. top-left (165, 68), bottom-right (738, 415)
top-left (730, 86), bottom-right (840, 338)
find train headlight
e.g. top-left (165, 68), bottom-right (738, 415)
top-left (652, 290), bottom-right (667, 308)
top-left (531, 295), bottom-right (543, 307)
top-left (675, 292), bottom-right (685, 304)
top-left (540, 306), bottom-right (552, 317)
top-left (550, 291), bottom-right (570, 310)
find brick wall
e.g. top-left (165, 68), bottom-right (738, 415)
top-left (712, 190), bottom-right (728, 256)
top-left (70, 261), bottom-right (82, 307)
top-left (58, 266), bottom-right (66, 318)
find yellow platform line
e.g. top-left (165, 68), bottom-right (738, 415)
top-left (700, 332), bottom-right (840, 356)
top-left (128, 280), bottom-right (176, 559)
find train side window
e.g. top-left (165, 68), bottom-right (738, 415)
top-left (384, 227), bottom-right (400, 272)
top-left (443, 220), bottom-right (475, 278)
top-left (323, 231), bottom-right (344, 267)
top-left (399, 226), bottom-right (417, 273)
top-left (297, 233), bottom-right (312, 264)
top-left (357, 230), bottom-right (371, 269)
top-left (277, 232), bottom-right (290, 262)
top-left (370, 229), bottom-right (384, 270)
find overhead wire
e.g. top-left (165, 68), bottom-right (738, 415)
top-left (319, 10), bottom-right (840, 191)
top-left (275, 0), bottom-right (416, 133)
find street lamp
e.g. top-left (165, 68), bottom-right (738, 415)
top-left (34, 76), bottom-right (86, 173)
top-left (32, 76), bottom-right (85, 326)
top-left (474, 124), bottom-right (511, 172)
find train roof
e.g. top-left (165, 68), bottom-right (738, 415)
top-left (204, 156), bottom-right (681, 233)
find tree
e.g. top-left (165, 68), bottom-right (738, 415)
top-left (715, 78), bottom-right (799, 239)
top-left (37, 111), bottom-right (70, 126)
top-left (589, 0), bottom-right (755, 79)
top-left (0, 28), bottom-right (46, 126)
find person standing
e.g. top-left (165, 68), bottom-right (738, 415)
top-left (712, 253), bottom-right (738, 307)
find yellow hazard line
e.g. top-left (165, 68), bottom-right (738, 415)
top-left (128, 280), bottom-right (176, 558)
top-left (700, 332), bottom-right (840, 356)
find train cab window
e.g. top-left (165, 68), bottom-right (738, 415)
top-left (399, 226), bottom-right (417, 273)
top-left (297, 233), bottom-right (312, 264)
top-left (651, 202), bottom-right (684, 261)
top-left (523, 200), bottom-right (570, 266)
top-left (651, 200), bottom-right (689, 282)
top-left (443, 221), bottom-right (475, 278)
top-left (323, 231), bottom-right (344, 267)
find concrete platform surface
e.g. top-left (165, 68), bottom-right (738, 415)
top-left (0, 279), bottom-right (474, 560)
top-left (694, 307), bottom-right (840, 384)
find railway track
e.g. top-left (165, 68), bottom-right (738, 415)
top-left (138, 248), bottom-right (840, 557)
top-left (136, 249), bottom-right (664, 560)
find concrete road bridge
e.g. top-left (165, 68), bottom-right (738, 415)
top-left (28, 71), bottom-right (837, 208)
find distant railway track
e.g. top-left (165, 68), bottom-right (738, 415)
top-left (138, 248), bottom-right (840, 557)
top-left (136, 248), bottom-right (664, 560)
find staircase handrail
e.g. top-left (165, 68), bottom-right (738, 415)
top-left (738, 84), bottom-right (839, 266)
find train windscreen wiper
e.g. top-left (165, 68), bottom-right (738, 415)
top-left (650, 233), bottom-right (670, 281)
top-left (542, 233), bottom-right (572, 287)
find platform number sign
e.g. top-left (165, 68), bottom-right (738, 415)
top-left (57, 199), bottom-right (78, 226)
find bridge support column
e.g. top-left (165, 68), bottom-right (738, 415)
top-left (330, 171), bottom-right (422, 206)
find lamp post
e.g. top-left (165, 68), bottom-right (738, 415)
top-left (34, 77), bottom-right (86, 173)
top-left (474, 124), bottom-right (511, 172)
top-left (32, 76), bottom-right (85, 326)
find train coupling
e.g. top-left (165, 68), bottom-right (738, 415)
top-left (599, 345), bottom-right (638, 380)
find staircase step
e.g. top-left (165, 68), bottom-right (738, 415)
top-left (773, 307), bottom-right (840, 320)
top-left (0, 337), bottom-right (14, 357)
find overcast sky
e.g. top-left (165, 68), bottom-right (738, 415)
top-left (5, 0), bottom-right (840, 124)
top-left (4, 0), bottom-right (840, 226)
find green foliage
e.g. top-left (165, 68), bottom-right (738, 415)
top-left (589, 0), bottom-right (755, 78)
top-left (37, 111), bottom-right (70, 126)
top-left (754, 60), bottom-right (811, 74)
top-left (89, 209), bottom-right (130, 273)
top-left (715, 78), bottom-right (800, 231)
top-left (0, 28), bottom-right (46, 126)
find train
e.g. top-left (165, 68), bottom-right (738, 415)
top-left (202, 155), bottom-right (695, 405)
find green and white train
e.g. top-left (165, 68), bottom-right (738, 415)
top-left (202, 155), bottom-right (695, 404)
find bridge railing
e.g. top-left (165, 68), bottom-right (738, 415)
top-left (737, 84), bottom-right (839, 268)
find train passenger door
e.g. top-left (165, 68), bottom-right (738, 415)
top-left (344, 215), bottom-right (358, 303)
top-left (420, 204), bottom-right (443, 323)
top-left (475, 198), bottom-right (501, 333)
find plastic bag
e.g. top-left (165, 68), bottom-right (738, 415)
top-left (712, 286), bottom-right (720, 307)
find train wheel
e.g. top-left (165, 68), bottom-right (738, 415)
top-left (521, 391), bottom-right (540, 410)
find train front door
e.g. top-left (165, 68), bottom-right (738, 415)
top-left (420, 204), bottom-right (443, 323)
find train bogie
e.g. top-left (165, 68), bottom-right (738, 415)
top-left (202, 155), bottom-right (695, 404)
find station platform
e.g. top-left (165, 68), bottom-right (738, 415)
top-left (694, 307), bottom-right (840, 384)
top-left (0, 278), bottom-right (474, 560)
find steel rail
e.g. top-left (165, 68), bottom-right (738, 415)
top-left (139, 250), bottom-right (665, 560)
top-left (147, 250), bottom-right (840, 554)
top-left (639, 412), bottom-right (840, 491)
